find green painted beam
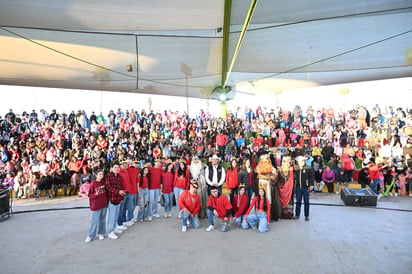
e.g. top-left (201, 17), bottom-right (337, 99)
top-left (221, 0), bottom-right (232, 87)
top-left (223, 0), bottom-right (259, 87)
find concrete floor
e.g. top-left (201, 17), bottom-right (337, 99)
top-left (1, 193), bottom-right (411, 274)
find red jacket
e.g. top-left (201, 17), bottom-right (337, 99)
top-left (178, 190), bottom-right (201, 215)
top-left (207, 194), bottom-right (232, 219)
top-left (232, 194), bottom-right (249, 218)
top-left (88, 179), bottom-right (108, 211)
top-left (246, 196), bottom-right (271, 223)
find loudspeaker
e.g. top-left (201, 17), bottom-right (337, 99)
top-left (0, 189), bottom-right (10, 218)
top-left (341, 188), bottom-right (377, 206)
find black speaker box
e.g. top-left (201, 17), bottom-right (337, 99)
top-left (341, 188), bottom-right (377, 206)
top-left (0, 189), bottom-right (10, 218)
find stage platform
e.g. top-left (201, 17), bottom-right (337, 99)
top-left (1, 192), bottom-right (411, 274)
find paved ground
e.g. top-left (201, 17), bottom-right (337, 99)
top-left (1, 193), bottom-right (411, 274)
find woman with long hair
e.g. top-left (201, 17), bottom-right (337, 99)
top-left (137, 166), bottom-right (150, 221)
top-left (243, 188), bottom-right (270, 233)
top-left (226, 157), bottom-right (239, 205)
top-left (161, 162), bottom-right (175, 217)
top-left (238, 158), bottom-right (257, 203)
top-left (173, 159), bottom-right (190, 218)
top-left (276, 156), bottom-right (294, 218)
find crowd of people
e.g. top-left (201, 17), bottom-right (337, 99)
top-left (0, 103), bottom-right (411, 240)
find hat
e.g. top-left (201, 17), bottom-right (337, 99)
top-left (210, 185), bottom-right (219, 190)
top-left (296, 156), bottom-right (306, 162)
top-left (210, 155), bottom-right (221, 161)
top-left (179, 159), bottom-right (187, 164)
top-left (154, 158), bottom-right (162, 163)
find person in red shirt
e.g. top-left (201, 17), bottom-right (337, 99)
top-left (173, 159), bottom-right (190, 218)
top-left (206, 186), bottom-right (232, 232)
top-left (216, 130), bottom-right (228, 157)
top-left (85, 170), bottom-right (108, 243)
top-left (162, 162), bottom-right (175, 218)
top-left (117, 160), bottom-right (132, 227)
top-left (225, 157), bottom-right (239, 205)
top-left (244, 188), bottom-right (271, 233)
top-left (178, 182), bottom-right (201, 232)
top-left (232, 185), bottom-right (249, 227)
top-left (148, 159), bottom-right (163, 219)
top-left (127, 159), bottom-right (140, 222)
top-left (137, 166), bottom-right (150, 221)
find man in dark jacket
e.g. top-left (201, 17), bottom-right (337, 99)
top-left (293, 156), bottom-right (314, 221)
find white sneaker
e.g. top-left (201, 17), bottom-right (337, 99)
top-left (131, 218), bottom-right (137, 223)
top-left (178, 213), bottom-right (182, 219)
top-left (389, 193), bottom-right (393, 196)
top-left (168, 212), bottom-right (172, 217)
top-left (336, 191), bottom-right (339, 194)
top-left (85, 236), bottom-right (92, 243)
top-left (409, 193), bottom-right (412, 197)
top-left (153, 214), bottom-right (161, 218)
top-left (206, 225), bottom-right (215, 232)
top-left (123, 221), bottom-right (134, 227)
top-left (377, 194), bottom-right (382, 200)
top-left (98, 234), bottom-right (104, 240)
top-left (182, 226), bottom-right (187, 232)
top-left (164, 213), bottom-right (168, 218)
top-left (114, 228), bottom-right (123, 234)
top-left (108, 232), bottom-right (118, 240)
top-left (117, 225), bottom-right (128, 230)
top-left (147, 216), bottom-right (153, 221)
top-left (394, 193), bottom-right (398, 197)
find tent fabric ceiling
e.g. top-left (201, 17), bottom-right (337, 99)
top-left (0, 0), bottom-right (411, 99)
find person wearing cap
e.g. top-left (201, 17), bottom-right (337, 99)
top-left (205, 155), bottom-right (226, 195)
top-left (293, 155), bottom-right (314, 221)
top-left (178, 182), bottom-right (201, 232)
top-left (206, 185), bottom-right (232, 232)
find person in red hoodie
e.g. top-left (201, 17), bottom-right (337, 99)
top-left (85, 170), bottom-right (108, 243)
top-left (162, 162), bottom-right (175, 218)
top-left (232, 185), bottom-right (249, 227)
top-left (243, 188), bottom-right (271, 233)
top-left (178, 182), bottom-right (201, 232)
top-left (206, 186), bottom-right (232, 232)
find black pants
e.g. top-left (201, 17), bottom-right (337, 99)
top-left (326, 182), bottom-right (334, 193)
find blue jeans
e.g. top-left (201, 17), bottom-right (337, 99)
top-left (163, 192), bottom-right (174, 213)
top-left (149, 188), bottom-right (160, 216)
top-left (181, 210), bottom-right (200, 228)
top-left (137, 188), bottom-right (149, 221)
top-left (117, 200), bottom-right (126, 226)
top-left (127, 193), bottom-right (137, 221)
top-left (314, 181), bottom-right (325, 192)
top-left (88, 207), bottom-right (107, 238)
top-left (246, 212), bottom-right (268, 232)
top-left (174, 187), bottom-right (184, 213)
top-left (370, 178), bottom-right (381, 195)
top-left (295, 188), bottom-right (310, 218)
top-left (108, 201), bottom-right (121, 233)
top-left (207, 209), bottom-right (230, 232)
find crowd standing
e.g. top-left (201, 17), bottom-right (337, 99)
top-left (0, 104), bottom-right (411, 240)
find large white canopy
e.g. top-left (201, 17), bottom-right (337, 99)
top-left (0, 0), bottom-right (411, 99)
